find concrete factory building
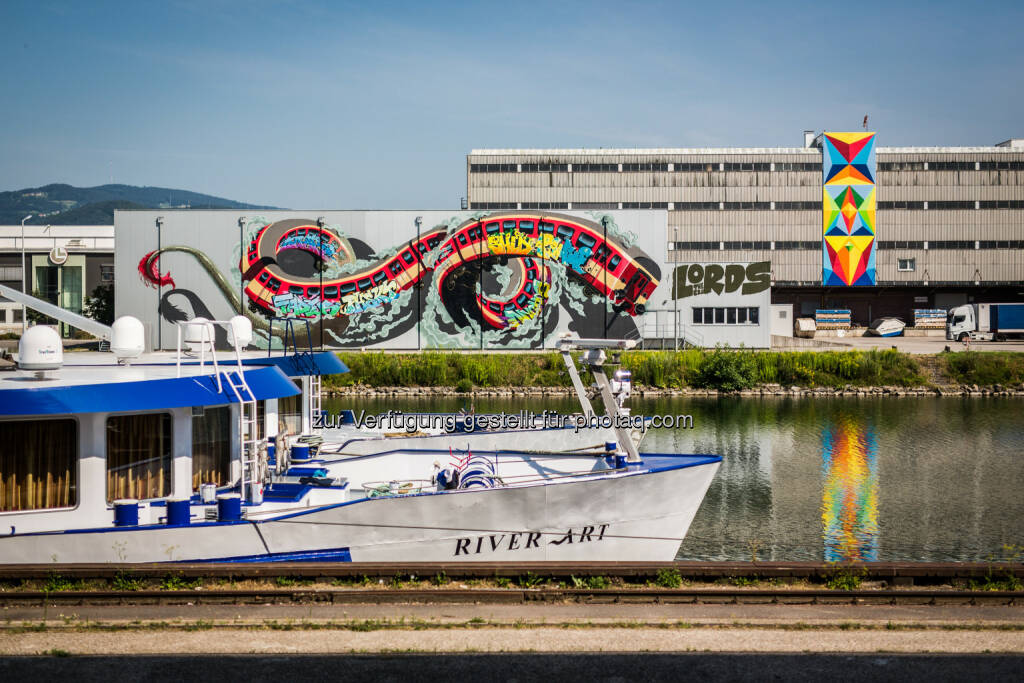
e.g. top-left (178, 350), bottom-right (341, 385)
top-left (466, 135), bottom-right (1024, 325)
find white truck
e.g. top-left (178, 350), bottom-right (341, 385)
top-left (946, 302), bottom-right (1024, 342)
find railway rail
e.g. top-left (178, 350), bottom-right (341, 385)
top-left (1, 561), bottom-right (1021, 582)
top-left (0, 587), bottom-right (1020, 608)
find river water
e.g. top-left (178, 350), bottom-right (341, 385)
top-left (323, 395), bottom-right (1024, 563)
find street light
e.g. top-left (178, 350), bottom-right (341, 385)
top-left (20, 214), bottom-right (32, 334)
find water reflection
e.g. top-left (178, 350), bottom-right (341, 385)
top-left (322, 395), bottom-right (1024, 562)
top-left (821, 418), bottom-right (878, 562)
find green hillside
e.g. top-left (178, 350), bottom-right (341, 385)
top-left (0, 183), bottom-right (280, 225)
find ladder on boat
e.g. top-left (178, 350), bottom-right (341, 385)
top-left (268, 316), bottom-right (322, 431)
top-left (223, 369), bottom-right (262, 504)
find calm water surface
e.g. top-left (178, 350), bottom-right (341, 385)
top-left (323, 395), bottom-right (1024, 563)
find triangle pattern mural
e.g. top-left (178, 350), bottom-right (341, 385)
top-left (823, 132), bottom-right (876, 286)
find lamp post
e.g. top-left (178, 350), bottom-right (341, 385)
top-left (155, 216), bottom-right (164, 349)
top-left (317, 216), bottom-right (325, 350)
top-left (20, 214), bottom-right (32, 334)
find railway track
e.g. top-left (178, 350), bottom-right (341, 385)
top-left (0, 587), bottom-right (1020, 607)
top-left (1, 561), bottom-right (1022, 581)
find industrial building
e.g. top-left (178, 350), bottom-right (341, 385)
top-left (466, 135), bottom-right (1024, 326)
top-left (0, 225), bottom-right (114, 336)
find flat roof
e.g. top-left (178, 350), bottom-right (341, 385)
top-left (469, 146), bottom-right (1022, 155)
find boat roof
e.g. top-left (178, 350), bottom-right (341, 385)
top-left (43, 350), bottom-right (348, 378)
top-left (0, 355), bottom-right (304, 417)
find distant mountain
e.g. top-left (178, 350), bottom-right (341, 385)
top-left (0, 183), bottom-right (280, 225)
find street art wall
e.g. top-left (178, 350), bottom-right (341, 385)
top-left (822, 131), bottom-right (877, 286)
top-left (116, 210), bottom-right (667, 350)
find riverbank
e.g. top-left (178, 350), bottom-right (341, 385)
top-left (325, 350), bottom-right (1024, 395)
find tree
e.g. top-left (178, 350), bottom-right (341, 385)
top-left (83, 283), bottom-right (115, 325)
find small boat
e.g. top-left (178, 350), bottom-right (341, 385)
top-left (0, 318), bottom-right (720, 563)
top-left (867, 317), bottom-right (906, 337)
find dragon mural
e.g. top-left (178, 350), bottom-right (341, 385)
top-left (138, 211), bottom-right (661, 349)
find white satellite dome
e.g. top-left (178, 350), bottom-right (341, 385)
top-left (184, 317), bottom-right (214, 346)
top-left (18, 325), bottom-right (63, 372)
top-left (110, 316), bottom-right (145, 363)
top-left (227, 315), bottom-right (253, 349)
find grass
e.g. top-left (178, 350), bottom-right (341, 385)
top-left (327, 349), bottom-right (938, 390)
top-left (939, 351), bottom-right (1024, 386)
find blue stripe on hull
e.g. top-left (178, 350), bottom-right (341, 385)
top-left (185, 547), bottom-right (352, 563)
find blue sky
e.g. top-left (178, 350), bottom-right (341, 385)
top-left (2, 0), bottom-right (1021, 208)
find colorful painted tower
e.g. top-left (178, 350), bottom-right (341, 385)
top-left (822, 132), bottom-right (877, 286)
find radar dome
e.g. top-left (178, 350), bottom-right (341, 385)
top-left (227, 315), bottom-right (253, 349)
top-left (18, 325), bottom-right (63, 371)
top-left (110, 316), bottom-right (145, 362)
top-left (184, 317), bottom-right (213, 346)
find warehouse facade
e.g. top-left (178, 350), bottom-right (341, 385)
top-left (466, 136), bottom-right (1024, 324)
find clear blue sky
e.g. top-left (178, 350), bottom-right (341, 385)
top-left (2, 0), bottom-right (1021, 209)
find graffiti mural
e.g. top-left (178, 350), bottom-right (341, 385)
top-left (821, 417), bottom-right (879, 562)
top-left (134, 210), bottom-right (662, 349)
top-left (822, 131), bottom-right (877, 286)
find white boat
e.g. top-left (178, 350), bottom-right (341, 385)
top-left (866, 317), bottom-right (906, 337)
top-left (0, 319), bottom-right (720, 563)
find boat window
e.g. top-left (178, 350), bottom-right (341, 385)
top-left (373, 272), bottom-right (387, 285)
top-left (0, 418), bottom-right (77, 512)
top-left (608, 255), bottom-right (622, 270)
top-left (106, 413), bottom-right (172, 502)
top-left (278, 379), bottom-right (304, 437)
top-left (402, 251), bottom-right (415, 265)
top-left (357, 278), bottom-right (372, 290)
top-left (192, 406), bottom-right (231, 490)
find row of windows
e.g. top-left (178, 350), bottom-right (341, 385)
top-left (879, 161), bottom-right (1024, 171)
top-left (876, 200), bottom-right (1024, 210)
top-left (622, 202), bottom-right (669, 209)
top-left (520, 202), bottom-right (569, 210)
top-left (692, 307), bottom-right (761, 325)
top-left (473, 200), bottom-right (1024, 212)
top-left (474, 160), bottom-right (1024, 174)
top-left (472, 161), bottom-right (826, 173)
top-left (671, 240), bottom-right (1024, 252)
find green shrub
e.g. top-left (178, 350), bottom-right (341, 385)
top-left (655, 568), bottom-right (683, 588)
top-left (692, 349), bottom-right (758, 391)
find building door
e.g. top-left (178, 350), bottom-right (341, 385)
top-left (31, 254), bottom-right (85, 338)
top-left (770, 304), bottom-right (793, 337)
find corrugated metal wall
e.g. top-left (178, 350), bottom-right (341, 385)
top-left (468, 149), bottom-right (1024, 285)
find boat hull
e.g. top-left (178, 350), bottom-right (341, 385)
top-left (0, 456), bottom-right (719, 564)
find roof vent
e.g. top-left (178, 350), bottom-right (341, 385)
top-left (18, 325), bottom-right (63, 378)
top-left (111, 316), bottom-right (145, 365)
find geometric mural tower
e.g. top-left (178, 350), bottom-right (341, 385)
top-left (823, 132), bottom-right (876, 285)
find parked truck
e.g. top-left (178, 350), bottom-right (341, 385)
top-left (946, 303), bottom-right (1024, 342)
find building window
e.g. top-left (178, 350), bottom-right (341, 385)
top-left (100, 264), bottom-right (115, 282)
top-left (897, 258), bottom-right (916, 272)
top-left (106, 413), bottom-right (172, 502)
top-left (192, 406), bottom-right (231, 490)
top-left (0, 266), bottom-right (23, 282)
top-left (692, 307), bottom-right (761, 325)
top-left (0, 418), bottom-right (77, 512)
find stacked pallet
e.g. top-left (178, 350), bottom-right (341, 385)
top-left (815, 309), bottom-right (851, 329)
top-left (913, 309), bottom-right (947, 328)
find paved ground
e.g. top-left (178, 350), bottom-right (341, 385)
top-left (829, 336), bottom-right (1024, 354)
top-left (2, 653), bottom-right (1021, 682)
top-left (2, 601), bottom-right (1021, 655)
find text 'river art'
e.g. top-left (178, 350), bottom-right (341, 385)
top-left (137, 212), bottom-right (661, 349)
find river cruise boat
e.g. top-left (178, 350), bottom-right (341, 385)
top-left (0, 318), bottom-right (720, 563)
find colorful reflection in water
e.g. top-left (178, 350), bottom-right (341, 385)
top-left (821, 418), bottom-right (879, 562)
